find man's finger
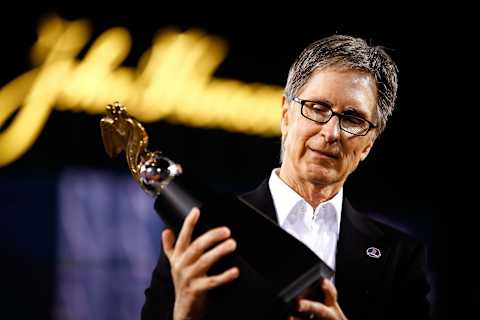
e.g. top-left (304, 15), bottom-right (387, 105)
top-left (320, 278), bottom-right (338, 306)
top-left (298, 299), bottom-right (335, 319)
top-left (180, 226), bottom-right (231, 266)
top-left (162, 228), bottom-right (176, 260)
top-left (174, 207), bottom-right (200, 255)
top-left (193, 267), bottom-right (240, 290)
top-left (189, 238), bottom-right (236, 275)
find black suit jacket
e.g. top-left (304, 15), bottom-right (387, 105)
top-left (141, 180), bottom-right (431, 320)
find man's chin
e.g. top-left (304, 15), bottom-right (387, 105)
top-left (304, 168), bottom-right (338, 186)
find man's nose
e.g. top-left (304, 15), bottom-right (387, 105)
top-left (321, 115), bottom-right (340, 143)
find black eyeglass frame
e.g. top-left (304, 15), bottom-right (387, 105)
top-left (292, 97), bottom-right (377, 136)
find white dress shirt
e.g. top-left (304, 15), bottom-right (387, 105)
top-left (268, 169), bottom-right (343, 271)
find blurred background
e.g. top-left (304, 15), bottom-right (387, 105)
top-left (0, 4), bottom-right (450, 320)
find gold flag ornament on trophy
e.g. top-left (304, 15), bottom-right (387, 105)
top-left (100, 102), bottom-right (333, 320)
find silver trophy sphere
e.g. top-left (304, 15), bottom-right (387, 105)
top-left (139, 151), bottom-right (183, 196)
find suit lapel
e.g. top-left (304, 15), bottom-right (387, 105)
top-left (238, 179), bottom-right (278, 223)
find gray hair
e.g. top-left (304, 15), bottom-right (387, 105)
top-left (284, 34), bottom-right (398, 136)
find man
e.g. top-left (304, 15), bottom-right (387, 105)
top-left (141, 35), bottom-right (430, 320)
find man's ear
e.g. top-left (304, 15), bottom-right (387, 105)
top-left (280, 95), bottom-right (290, 136)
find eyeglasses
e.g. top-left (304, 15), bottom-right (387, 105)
top-left (292, 97), bottom-right (377, 136)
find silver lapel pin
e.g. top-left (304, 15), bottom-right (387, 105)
top-left (366, 247), bottom-right (381, 259)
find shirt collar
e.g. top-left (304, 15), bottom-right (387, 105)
top-left (268, 168), bottom-right (343, 233)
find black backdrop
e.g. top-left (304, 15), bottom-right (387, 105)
top-left (0, 4), bottom-right (456, 320)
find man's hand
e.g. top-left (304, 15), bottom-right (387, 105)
top-left (162, 207), bottom-right (239, 320)
top-left (289, 278), bottom-right (348, 320)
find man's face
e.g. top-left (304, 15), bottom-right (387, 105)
top-left (280, 68), bottom-right (378, 187)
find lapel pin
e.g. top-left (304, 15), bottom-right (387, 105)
top-left (366, 247), bottom-right (381, 259)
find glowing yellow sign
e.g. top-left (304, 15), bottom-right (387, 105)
top-left (0, 15), bottom-right (283, 166)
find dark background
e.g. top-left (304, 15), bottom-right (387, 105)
top-left (0, 4), bottom-right (458, 320)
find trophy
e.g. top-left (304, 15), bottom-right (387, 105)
top-left (100, 102), bottom-right (333, 319)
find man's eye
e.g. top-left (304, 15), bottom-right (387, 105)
top-left (311, 104), bottom-right (330, 113)
top-left (343, 116), bottom-right (365, 126)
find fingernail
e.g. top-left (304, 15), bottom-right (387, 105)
top-left (297, 301), bottom-right (305, 312)
top-left (162, 229), bottom-right (170, 237)
top-left (190, 208), bottom-right (200, 221)
top-left (227, 239), bottom-right (236, 249)
top-left (232, 267), bottom-right (240, 277)
top-left (223, 227), bottom-right (231, 237)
